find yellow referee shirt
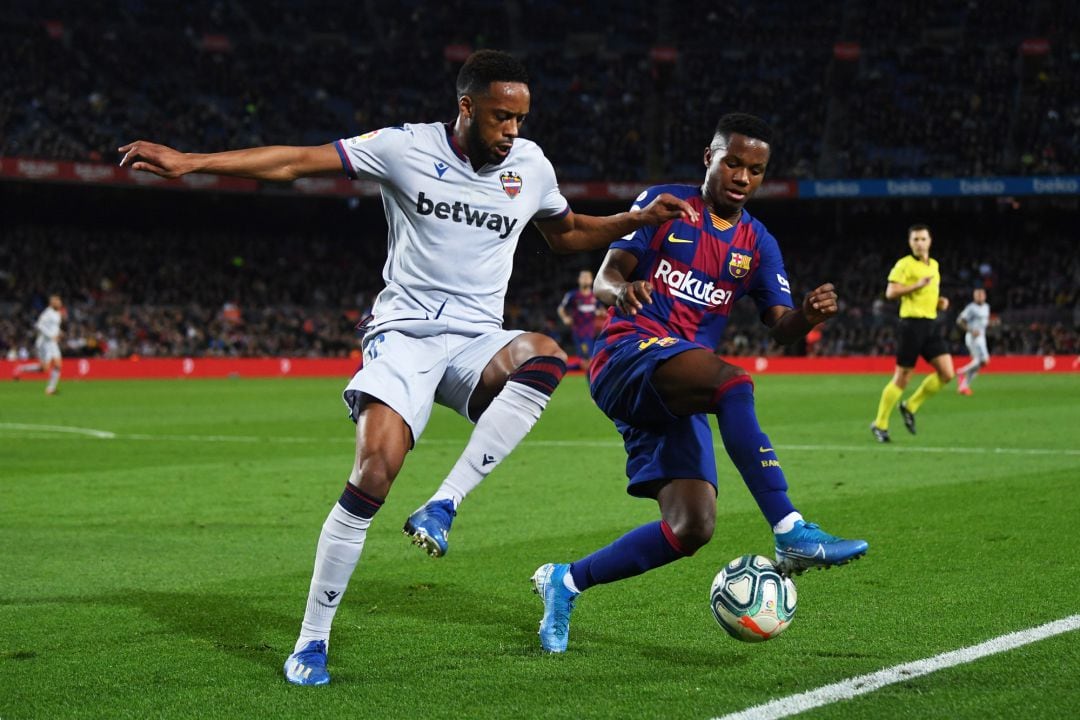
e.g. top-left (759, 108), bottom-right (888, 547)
top-left (888, 255), bottom-right (940, 319)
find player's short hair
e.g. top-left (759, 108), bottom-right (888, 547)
top-left (908, 223), bottom-right (931, 235)
top-left (712, 113), bottom-right (774, 147)
top-left (456, 50), bottom-right (529, 97)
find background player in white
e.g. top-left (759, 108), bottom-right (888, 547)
top-left (955, 287), bottom-right (990, 395)
top-left (117, 50), bottom-right (696, 686)
top-left (13, 294), bottom-right (64, 394)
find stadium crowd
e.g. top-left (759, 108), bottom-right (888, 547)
top-left (2, 0), bottom-right (1077, 180)
top-left (2, 1), bottom-right (1076, 362)
top-left (2, 200), bottom-right (1076, 362)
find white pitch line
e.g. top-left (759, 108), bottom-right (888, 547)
top-left (0, 422), bottom-right (116, 439)
top-left (0, 424), bottom-right (1077, 457)
top-left (773, 443), bottom-right (1080, 457)
top-left (712, 614), bottom-right (1080, 720)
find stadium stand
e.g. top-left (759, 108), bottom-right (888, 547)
top-left (1, 1), bottom-right (1076, 361)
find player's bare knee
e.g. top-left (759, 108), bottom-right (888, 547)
top-left (716, 363), bottom-right (748, 386)
top-left (353, 449), bottom-right (401, 498)
top-left (516, 332), bottom-right (567, 364)
top-left (666, 504), bottom-right (716, 555)
top-left (670, 515), bottom-right (714, 555)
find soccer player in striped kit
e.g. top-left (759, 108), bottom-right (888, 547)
top-left (119, 50), bottom-right (696, 684)
top-left (531, 113), bottom-right (868, 653)
top-left (557, 269), bottom-right (601, 370)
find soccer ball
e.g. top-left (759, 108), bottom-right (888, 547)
top-left (710, 554), bottom-right (797, 642)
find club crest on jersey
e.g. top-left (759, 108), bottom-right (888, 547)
top-left (728, 251), bottom-right (752, 278)
top-left (500, 171), bottom-right (522, 199)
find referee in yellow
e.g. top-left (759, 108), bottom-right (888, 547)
top-left (871, 224), bottom-right (955, 442)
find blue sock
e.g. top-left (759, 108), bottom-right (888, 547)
top-left (714, 379), bottom-right (796, 527)
top-left (569, 520), bottom-right (686, 592)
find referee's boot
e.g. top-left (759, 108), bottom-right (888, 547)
top-left (899, 401), bottom-right (917, 434)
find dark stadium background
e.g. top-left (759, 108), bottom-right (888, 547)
top-left (2, 0), bottom-right (1077, 362)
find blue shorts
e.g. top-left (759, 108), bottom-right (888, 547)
top-left (590, 335), bottom-right (717, 498)
top-left (572, 332), bottom-right (596, 360)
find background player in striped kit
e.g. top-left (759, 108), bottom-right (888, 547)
top-left (956, 287), bottom-right (991, 395)
top-left (12, 294), bottom-right (64, 395)
top-left (118, 50), bottom-right (697, 684)
top-left (531, 113), bottom-right (867, 653)
top-left (557, 269), bottom-right (602, 370)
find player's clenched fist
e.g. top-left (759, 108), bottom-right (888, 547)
top-left (802, 282), bottom-right (838, 324)
top-left (615, 280), bottom-right (653, 315)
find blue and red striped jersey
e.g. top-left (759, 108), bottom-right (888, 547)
top-left (591, 184), bottom-right (793, 376)
top-left (559, 288), bottom-right (599, 338)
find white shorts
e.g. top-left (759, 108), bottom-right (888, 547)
top-left (342, 323), bottom-right (523, 442)
top-left (965, 333), bottom-right (989, 364)
top-left (36, 337), bottom-right (61, 364)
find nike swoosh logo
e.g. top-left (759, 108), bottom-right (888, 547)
top-left (666, 232), bottom-right (693, 244)
top-left (759, 446), bottom-right (773, 453)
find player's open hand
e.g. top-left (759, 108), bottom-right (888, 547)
top-left (118, 141), bottom-right (191, 178)
top-left (636, 193), bottom-right (700, 226)
top-left (615, 280), bottom-right (653, 315)
top-left (938, 296), bottom-right (949, 312)
top-left (802, 283), bottom-right (838, 324)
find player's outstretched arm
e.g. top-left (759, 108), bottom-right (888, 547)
top-left (118, 141), bottom-right (342, 182)
top-left (764, 282), bottom-right (838, 345)
top-left (535, 193), bottom-right (699, 254)
top-left (594, 249), bottom-right (652, 316)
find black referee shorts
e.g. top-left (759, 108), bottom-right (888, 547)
top-left (896, 318), bottom-right (949, 367)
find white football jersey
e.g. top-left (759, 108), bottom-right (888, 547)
top-left (35, 306), bottom-right (62, 341)
top-left (336, 122), bottom-right (569, 331)
top-left (958, 301), bottom-right (990, 334)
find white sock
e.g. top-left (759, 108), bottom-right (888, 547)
top-left (563, 570), bottom-right (581, 594)
top-left (295, 502), bottom-right (372, 653)
top-left (773, 511), bottom-right (803, 534)
top-left (46, 369), bottom-right (61, 392)
top-left (428, 381), bottom-right (550, 508)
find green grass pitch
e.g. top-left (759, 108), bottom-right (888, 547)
top-left (2, 373), bottom-right (1078, 719)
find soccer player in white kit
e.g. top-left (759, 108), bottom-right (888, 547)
top-left (13, 294), bottom-right (64, 394)
top-left (955, 288), bottom-right (990, 395)
top-left (118, 50), bottom-right (697, 685)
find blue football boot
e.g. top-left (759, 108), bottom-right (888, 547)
top-left (775, 520), bottom-right (868, 576)
top-left (283, 640), bottom-right (330, 686)
top-left (532, 563), bottom-right (578, 653)
top-left (403, 499), bottom-right (456, 557)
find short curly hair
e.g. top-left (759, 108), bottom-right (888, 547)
top-left (456, 50), bottom-right (529, 97)
top-left (712, 113), bottom-right (774, 147)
